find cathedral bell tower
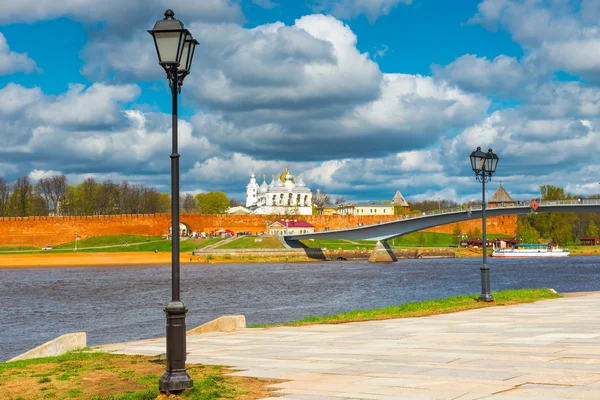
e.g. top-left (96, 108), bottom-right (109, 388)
top-left (246, 169), bottom-right (259, 207)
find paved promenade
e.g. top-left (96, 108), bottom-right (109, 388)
top-left (99, 293), bottom-right (600, 399)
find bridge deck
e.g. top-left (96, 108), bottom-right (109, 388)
top-left (285, 200), bottom-right (600, 241)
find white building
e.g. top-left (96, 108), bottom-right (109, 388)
top-left (246, 167), bottom-right (313, 215)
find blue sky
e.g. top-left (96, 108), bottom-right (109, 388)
top-left (0, 0), bottom-right (599, 203)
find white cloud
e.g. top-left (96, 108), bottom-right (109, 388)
top-left (0, 0), bottom-right (243, 27)
top-left (0, 33), bottom-right (39, 76)
top-left (432, 54), bottom-right (533, 96)
top-left (35, 83), bottom-right (140, 128)
top-left (310, 0), bottom-right (412, 22)
top-left (469, 0), bottom-right (600, 81)
top-left (189, 15), bottom-right (382, 112)
top-left (28, 169), bottom-right (62, 182)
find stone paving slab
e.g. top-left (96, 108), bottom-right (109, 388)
top-left (98, 293), bottom-right (600, 399)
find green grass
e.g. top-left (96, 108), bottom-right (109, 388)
top-left (249, 288), bottom-right (560, 328)
top-left (53, 234), bottom-right (163, 250)
top-left (215, 236), bottom-right (285, 249)
top-left (389, 232), bottom-right (510, 247)
top-left (0, 246), bottom-right (39, 251)
top-left (0, 351), bottom-right (270, 399)
top-left (0, 237), bottom-right (226, 254)
top-left (300, 239), bottom-right (377, 250)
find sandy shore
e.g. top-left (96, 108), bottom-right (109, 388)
top-left (1, 247), bottom-right (597, 268)
top-left (0, 252), bottom-right (206, 268)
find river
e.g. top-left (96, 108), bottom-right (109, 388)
top-left (2, 256), bottom-right (600, 361)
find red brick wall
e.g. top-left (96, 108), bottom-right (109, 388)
top-left (0, 214), bottom-right (517, 247)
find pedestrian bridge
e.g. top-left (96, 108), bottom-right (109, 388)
top-left (285, 199), bottom-right (600, 242)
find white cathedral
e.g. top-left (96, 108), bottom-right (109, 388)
top-left (245, 167), bottom-right (313, 215)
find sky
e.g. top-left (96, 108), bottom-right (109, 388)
top-left (0, 0), bottom-right (599, 204)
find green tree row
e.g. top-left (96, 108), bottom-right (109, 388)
top-left (0, 175), bottom-right (231, 217)
top-left (515, 185), bottom-right (600, 245)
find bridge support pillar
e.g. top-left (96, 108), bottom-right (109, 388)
top-left (369, 241), bottom-right (397, 263)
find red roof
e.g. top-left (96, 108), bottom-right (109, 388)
top-left (277, 220), bottom-right (314, 228)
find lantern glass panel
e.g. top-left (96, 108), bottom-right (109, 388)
top-left (154, 31), bottom-right (184, 65)
top-left (178, 36), bottom-right (191, 73)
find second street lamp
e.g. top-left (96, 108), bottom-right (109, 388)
top-left (470, 147), bottom-right (499, 302)
top-left (148, 9), bottom-right (198, 394)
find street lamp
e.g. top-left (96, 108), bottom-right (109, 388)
top-left (470, 147), bottom-right (499, 302)
top-left (148, 9), bottom-right (198, 394)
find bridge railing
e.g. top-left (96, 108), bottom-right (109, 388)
top-left (353, 199), bottom-right (600, 229)
top-left (389, 199), bottom-right (599, 223)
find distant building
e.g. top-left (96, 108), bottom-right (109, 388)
top-left (268, 220), bottom-right (315, 235)
top-left (245, 167), bottom-right (313, 215)
top-left (337, 201), bottom-right (394, 216)
top-left (391, 190), bottom-right (409, 208)
top-left (227, 206), bottom-right (251, 215)
top-left (321, 204), bottom-right (339, 215)
top-left (579, 236), bottom-right (600, 246)
top-left (460, 238), bottom-right (493, 248)
top-left (493, 237), bottom-right (520, 249)
top-left (489, 184), bottom-right (515, 207)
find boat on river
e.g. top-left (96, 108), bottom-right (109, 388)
top-left (492, 243), bottom-right (570, 258)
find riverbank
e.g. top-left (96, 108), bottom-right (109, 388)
top-left (1, 245), bottom-right (598, 267)
top-left (249, 288), bottom-right (561, 327)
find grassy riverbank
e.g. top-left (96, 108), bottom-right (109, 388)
top-left (0, 351), bottom-right (274, 400)
top-left (250, 288), bottom-right (561, 328)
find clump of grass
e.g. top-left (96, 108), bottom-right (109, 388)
top-left (0, 351), bottom-right (274, 399)
top-left (249, 288), bottom-right (561, 328)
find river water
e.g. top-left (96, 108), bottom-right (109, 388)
top-left (2, 256), bottom-right (600, 361)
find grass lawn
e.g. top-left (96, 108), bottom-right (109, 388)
top-left (71, 238), bottom-right (225, 253)
top-left (389, 232), bottom-right (510, 248)
top-left (54, 234), bottom-right (164, 250)
top-left (0, 246), bottom-right (39, 252)
top-left (0, 351), bottom-right (274, 400)
top-left (0, 237), bottom-right (226, 254)
top-left (249, 288), bottom-right (560, 328)
top-left (215, 236), bottom-right (285, 250)
top-left (300, 239), bottom-right (377, 250)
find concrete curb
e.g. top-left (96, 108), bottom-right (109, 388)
top-left (187, 315), bottom-right (246, 335)
top-left (9, 332), bottom-right (87, 361)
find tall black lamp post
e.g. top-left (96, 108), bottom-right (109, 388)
top-left (470, 147), bottom-right (499, 302)
top-left (148, 9), bottom-right (199, 394)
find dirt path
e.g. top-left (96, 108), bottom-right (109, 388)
top-left (0, 252), bottom-right (205, 268)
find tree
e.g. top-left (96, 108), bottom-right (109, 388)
top-left (181, 194), bottom-right (195, 213)
top-left (77, 177), bottom-right (98, 215)
top-left (451, 224), bottom-right (462, 247)
top-left (194, 192), bottom-right (229, 214)
top-left (229, 199), bottom-right (242, 207)
top-left (311, 189), bottom-right (330, 215)
top-left (0, 178), bottom-right (10, 217)
top-left (529, 184), bottom-right (576, 245)
top-left (516, 218), bottom-right (540, 244)
top-left (473, 227), bottom-right (481, 239)
top-left (8, 176), bottom-right (33, 217)
top-left (158, 193), bottom-right (171, 213)
top-left (586, 220), bottom-right (599, 238)
top-left (334, 196), bottom-right (346, 205)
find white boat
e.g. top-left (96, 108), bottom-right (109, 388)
top-left (492, 243), bottom-right (570, 258)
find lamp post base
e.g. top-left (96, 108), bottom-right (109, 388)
top-left (159, 370), bottom-right (193, 394)
top-left (479, 265), bottom-right (494, 302)
top-left (478, 292), bottom-right (494, 302)
top-left (159, 301), bottom-right (193, 394)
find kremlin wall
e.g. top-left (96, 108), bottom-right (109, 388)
top-left (0, 214), bottom-right (517, 247)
